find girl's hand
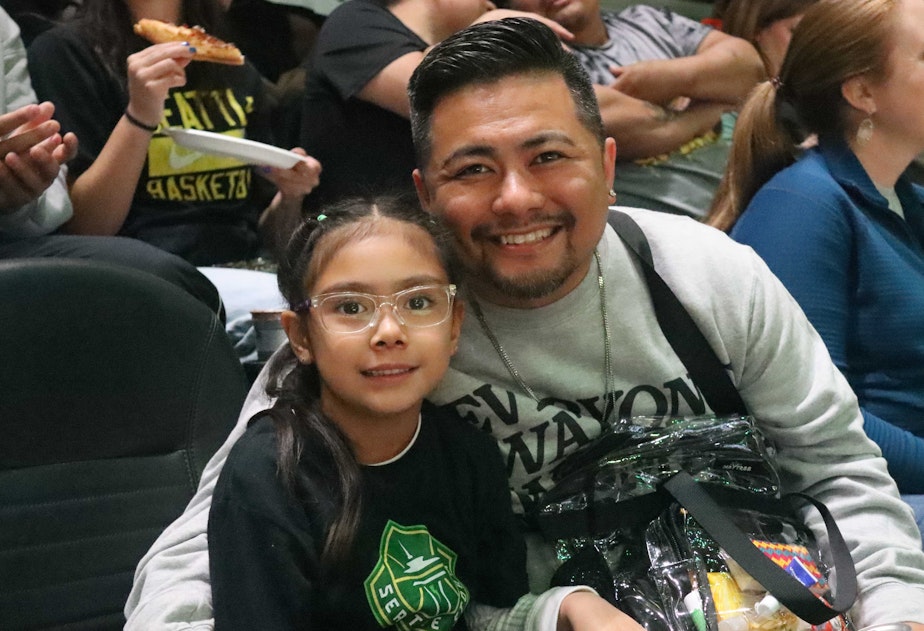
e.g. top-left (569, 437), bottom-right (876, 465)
top-left (259, 148), bottom-right (322, 201)
top-left (125, 42), bottom-right (196, 128)
top-left (258, 150), bottom-right (322, 257)
top-left (557, 591), bottom-right (646, 631)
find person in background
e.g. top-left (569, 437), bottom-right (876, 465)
top-left (706, 0), bottom-right (924, 540)
top-left (26, 0), bottom-right (321, 266)
top-left (713, 0), bottom-right (817, 77)
top-left (125, 17), bottom-right (924, 630)
top-left (0, 0), bottom-right (77, 45)
top-left (222, 0), bottom-right (327, 150)
top-left (0, 1), bottom-right (75, 239)
top-left (209, 196), bottom-right (640, 630)
top-left (505, 0), bottom-right (765, 218)
top-left (0, 102), bottom-right (72, 229)
top-left (298, 0), bottom-right (571, 213)
top-left (0, 5), bottom-right (223, 315)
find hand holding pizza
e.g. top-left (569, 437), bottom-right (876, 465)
top-left (125, 19), bottom-right (246, 129)
top-left (125, 41), bottom-right (196, 130)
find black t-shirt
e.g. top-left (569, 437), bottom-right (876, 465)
top-left (300, 0), bottom-right (425, 211)
top-left (28, 24), bottom-right (276, 265)
top-left (209, 402), bottom-right (528, 630)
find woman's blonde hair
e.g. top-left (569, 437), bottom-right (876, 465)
top-left (707, 0), bottom-right (897, 232)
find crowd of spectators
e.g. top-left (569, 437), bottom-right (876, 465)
top-left (3, 0), bottom-right (924, 628)
top-left (0, 3), bottom-right (223, 312)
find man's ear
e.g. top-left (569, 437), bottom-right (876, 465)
top-left (281, 310), bottom-right (313, 364)
top-left (604, 136), bottom-right (617, 191)
top-left (413, 168), bottom-right (432, 211)
top-left (841, 74), bottom-right (876, 116)
top-left (448, 299), bottom-right (464, 356)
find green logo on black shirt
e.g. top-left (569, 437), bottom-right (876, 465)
top-left (364, 520), bottom-right (470, 630)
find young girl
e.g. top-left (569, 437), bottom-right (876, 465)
top-left (207, 196), bottom-right (640, 630)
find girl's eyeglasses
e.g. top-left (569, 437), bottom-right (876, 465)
top-left (292, 284), bottom-right (456, 334)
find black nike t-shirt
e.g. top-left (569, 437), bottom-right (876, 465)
top-left (28, 24), bottom-right (276, 265)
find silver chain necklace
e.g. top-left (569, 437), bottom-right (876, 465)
top-left (469, 249), bottom-right (617, 422)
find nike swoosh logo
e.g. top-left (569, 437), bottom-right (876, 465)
top-left (168, 143), bottom-right (204, 170)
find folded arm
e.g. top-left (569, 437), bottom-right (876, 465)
top-left (610, 30), bottom-right (764, 107)
top-left (357, 9), bottom-right (572, 119)
top-left (595, 86), bottom-right (726, 160)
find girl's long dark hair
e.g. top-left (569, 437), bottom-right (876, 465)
top-left (72, 0), bottom-right (227, 86)
top-left (260, 194), bottom-right (458, 573)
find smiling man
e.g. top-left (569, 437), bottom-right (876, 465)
top-left (409, 16), bottom-right (924, 627)
top-left (126, 17), bottom-right (924, 631)
top-left (413, 72), bottom-right (613, 308)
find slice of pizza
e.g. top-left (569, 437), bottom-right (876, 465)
top-left (133, 19), bottom-right (245, 66)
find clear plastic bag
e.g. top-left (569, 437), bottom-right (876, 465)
top-left (644, 502), bottom-right (853, 631)
top-left (541, 415), bottom-right (780, 519)
top-left (537, 415), bottom-right (854, 631)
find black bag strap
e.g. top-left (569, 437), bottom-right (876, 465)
top-left (537, 487), bottom-right (672, 540)
top-left (664, 471), bottom-right (857, 623)
top-left (607, 210), bottom-right (748, 416)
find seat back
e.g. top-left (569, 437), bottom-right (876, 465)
top-left (0, 258), bottom-right (247, 630)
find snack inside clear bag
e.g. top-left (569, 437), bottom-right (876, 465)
top-left (644, 500), bottom-right (853, 631)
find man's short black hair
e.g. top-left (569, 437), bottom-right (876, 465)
top-left (408, 17), bottom-right (605, 166)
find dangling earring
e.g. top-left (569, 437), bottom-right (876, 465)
top-left (856, 116), bottom-right (874, 145)
top-left (608, 188), bottom-right (617, 200)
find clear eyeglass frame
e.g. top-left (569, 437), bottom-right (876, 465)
top-left (292, 283), bottom-right (457, 334)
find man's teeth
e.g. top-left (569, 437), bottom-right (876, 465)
top-left (499, 228), bottom-right (553, 245)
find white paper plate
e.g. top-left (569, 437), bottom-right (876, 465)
top-left (161, 128), bottom-right (302, 169)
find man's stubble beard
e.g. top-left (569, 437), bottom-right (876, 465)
top-left (462, 244), bottom-right (581, 302)
top-left (454, 210), bottom-right (583, 302)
